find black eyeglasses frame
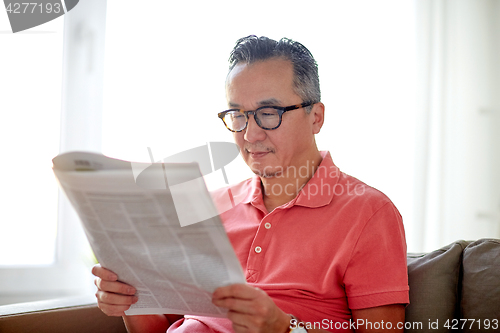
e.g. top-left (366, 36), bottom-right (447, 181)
top-left (217, 101), bottom-right (315, 132)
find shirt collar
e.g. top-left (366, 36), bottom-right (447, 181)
top-left (241, 174), bottom-right (262, 205)
top-left (293, 151), bottom-right (339, 208)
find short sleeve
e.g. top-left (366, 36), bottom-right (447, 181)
top-left (344, 202), bottom-right (409, 310)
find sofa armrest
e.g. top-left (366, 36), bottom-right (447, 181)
top-left (0, 295), bottom-right (127, 333)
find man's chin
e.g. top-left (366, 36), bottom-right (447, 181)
top-left (244, 155), bottom-right (283, 178)
top-left (251, 168), bottom-right (282, 178)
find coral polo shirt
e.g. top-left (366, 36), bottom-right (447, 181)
top-left (169, 151), bottom-right (409, 332)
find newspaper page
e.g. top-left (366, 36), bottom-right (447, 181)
top-left (52, 151), bottom-right (246, 316)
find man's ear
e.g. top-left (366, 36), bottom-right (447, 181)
top-left (311, 102), bottom-right (325, 134)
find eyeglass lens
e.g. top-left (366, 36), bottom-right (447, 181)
top-left (224, 108), bottom-right (280, 131)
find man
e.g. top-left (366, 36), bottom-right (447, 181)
top-left (93, 36), bottom-right (409, 332)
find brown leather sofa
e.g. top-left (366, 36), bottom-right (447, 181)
top-left (1, 238), bottom-right (498, 333)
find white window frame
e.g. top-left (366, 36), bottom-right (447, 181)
top-left (0, 0), bottom-right (107, 304)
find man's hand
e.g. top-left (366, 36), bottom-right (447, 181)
top-left (212, 283), bottom-right (291, 333)
top-left (92, 263), bottom-right (138, 316)
top-left (92, 264), bottom-right (175, 332)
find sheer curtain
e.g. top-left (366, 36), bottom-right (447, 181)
top-left (413, 0), bottom-right (500, 252)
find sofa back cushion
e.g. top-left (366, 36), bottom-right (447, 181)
top-left (461, 238), bottom-right (500, 332)
top-left (405, 240), bottom-right (469, 332)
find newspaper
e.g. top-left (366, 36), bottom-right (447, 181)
top-left (52, 151), bottom-right (246, 316)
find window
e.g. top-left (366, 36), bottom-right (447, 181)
top-left (0, 9), bottom-right (67, 306)
top-left (0, 1), bottom-right (104, 305)
top-left (0, 11), bottom-right (61, 268)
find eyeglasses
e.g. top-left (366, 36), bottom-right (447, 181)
top-left (218, 101), bottom-right (314, 132)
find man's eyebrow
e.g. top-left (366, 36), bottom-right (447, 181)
top-left (257, 98), bottom-right (281, 106)
top-left (228, 98), bottom-right (282, 109)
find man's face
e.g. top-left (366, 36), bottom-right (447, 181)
top-left (225, 58), bottom-right (320, 177)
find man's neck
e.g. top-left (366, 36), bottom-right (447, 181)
top-left (260, 151), bottom-right (323, 213)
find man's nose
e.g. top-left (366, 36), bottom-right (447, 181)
top-left (244, 114), bottom-right (266, 143)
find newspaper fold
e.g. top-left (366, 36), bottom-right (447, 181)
top-left (52, 151), bottom-right (246, 316)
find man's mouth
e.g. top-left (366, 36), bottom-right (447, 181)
top-left (245, 148), bottom-right (273, 158)
top-left (249, 151), bottom-right (268, 158)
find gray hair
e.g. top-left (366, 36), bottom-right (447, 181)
top-left (228, 35), bottom-right (321, 113)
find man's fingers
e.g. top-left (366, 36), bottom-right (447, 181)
top-left (92, 264), bottom-right (140, 318)
top-left (96, 300), bottom-right (133, 317)
top-left (94, 282), bottom-right (138, 318)
top-left (227, 313), bottom-right (250, 333)
top-left (94, 278), bottom-right (136, 295)
top-left (212, 284), bottom-right (273, 316)
top-left (226, 308), bottom-right (265, 327)
top-left (213, 297), bottom-right (256, 314)
top-left (213, 284), bottom-right (262, 301)
top-left (212, 283), bottom-right (290, 332)
top-left (91, 264), bottom-right (118, 281)
top-left (95, 290), bottom-right (138, 307)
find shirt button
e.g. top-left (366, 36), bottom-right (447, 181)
top-left (264, 222), bottom-right (271, 229)
top-left (254, 246), bottom-right (262, 253)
